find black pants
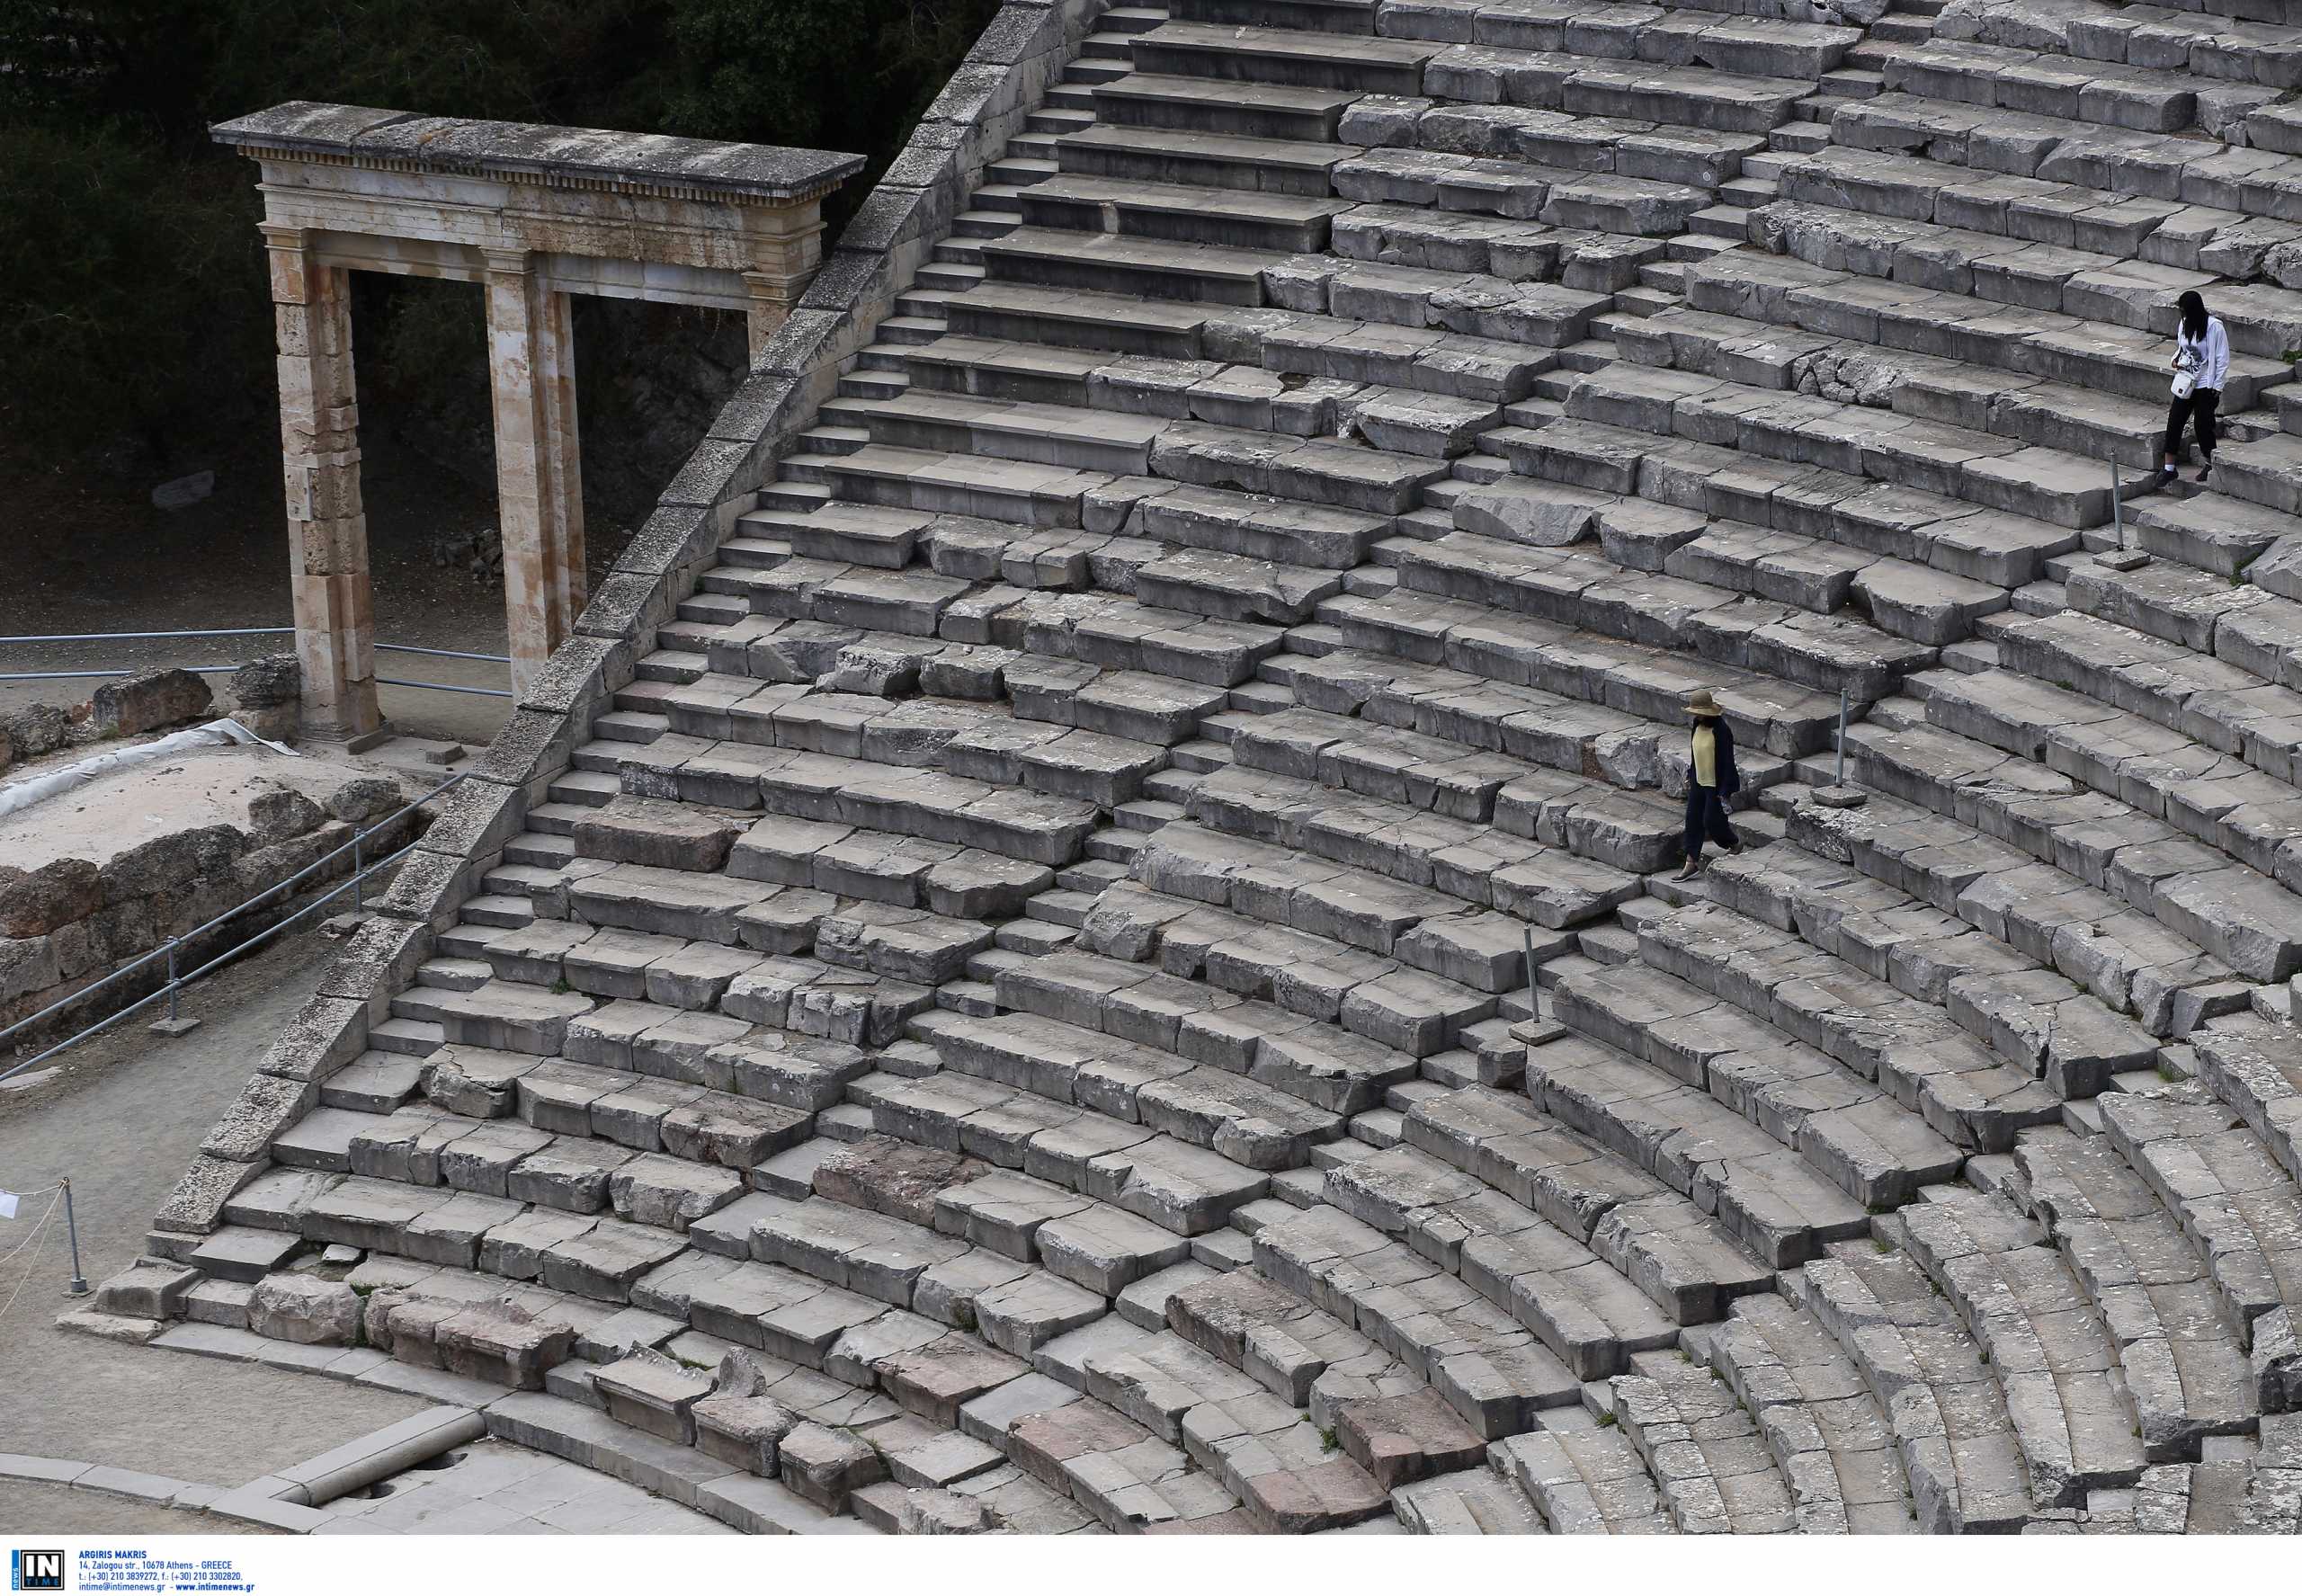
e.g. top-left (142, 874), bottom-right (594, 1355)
top-left (1683, 783), bottom-right (1737, 861)
top-left (2165, 387), bottom-right (2219, 463)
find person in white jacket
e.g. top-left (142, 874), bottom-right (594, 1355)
top-left (2163, 289), bottom-right (2228, 485)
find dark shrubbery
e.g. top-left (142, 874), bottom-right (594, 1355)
top-left (0, 0), bottom-right (999, 462)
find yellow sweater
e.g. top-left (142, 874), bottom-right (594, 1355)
top-left (1692, 724), bottom-right (1717, 789)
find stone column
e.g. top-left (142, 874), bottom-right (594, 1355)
top-left (482, 248), bottom-right (584, 698)
top-left (743, 270), bottom-right (795, 365)
top-left (265, 224), bottom-right (380, 739)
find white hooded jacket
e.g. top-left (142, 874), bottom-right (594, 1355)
top-left (2176, 316), bottom-right (2230, 394)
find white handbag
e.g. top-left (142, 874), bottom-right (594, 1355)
top-left (2173, 370), bottom-right (2197, 400)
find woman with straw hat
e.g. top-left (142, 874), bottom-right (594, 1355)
top-left (1675, 689), bottom-right (1742, 881)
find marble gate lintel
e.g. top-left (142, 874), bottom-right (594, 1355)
top-left (216, 103), bottom-right (863, 735)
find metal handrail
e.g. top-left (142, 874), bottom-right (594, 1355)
top-left (0, 628), bottom-right (294, 645)
top-left (0, 769), bottom-right (468, 1082)
top-left (376, 677), bottom-right (513, 698)
top-left (0, 667), bottom-right (240, 681)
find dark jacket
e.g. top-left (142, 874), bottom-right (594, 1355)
top-left (1694, 716), bottom-right (1742, 797)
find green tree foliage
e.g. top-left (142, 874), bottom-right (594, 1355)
top-left (0, 0), bottom-right (998, 458)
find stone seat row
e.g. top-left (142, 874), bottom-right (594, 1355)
top-left (192, 1137), bottom-right (1288, 1531)
top-left (1625, 293), bottom-right (2275, 477)
top-left (1832, 679), bottom-right (2302, 985)
top-left (1981, 606), bottom-right (2302, 799)
top-left (1558, 362), bottom-right (2121, 535)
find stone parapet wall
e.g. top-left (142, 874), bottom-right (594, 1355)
top-left (0, 771), bottom-right (415, 1050)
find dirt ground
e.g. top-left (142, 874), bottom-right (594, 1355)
top-left (0, 430), bottom-right (549, 748)
top-left (0, 927), bottom-right (432, 1513)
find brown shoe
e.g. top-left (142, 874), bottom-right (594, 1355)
top-left (1673, 860), bottom-right (1702, 882)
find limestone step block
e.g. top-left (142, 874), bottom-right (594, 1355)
top-left (1777, 787), bottom-right (2242, 1044)
top-left (1391, 1458), bottom-right (1546, 1532)
top-left (1700, 1290), bottom-right (1920, 1533)
top-left (1180, 762), bottom-right (1649, 930)
top-left (1053, 122), bottom-right (1361, 200)
top-left (1131, 20), bottom-right (1436, 94)
top-left (1333, 1385), bottom-right (1488, 1489)
top-left (421, 985), bottom-right (589, 1059)
top-left (560, 862), bottom-right (797, 950)
top-left (1093, 71), bottom-right (1365, 143)
top-left (1880, 1187), bottom-right (2148, 1505)
top-left (184, 1225), bottom-right (304, 1286)
top-left (1271, 257), bottom-right (1612, 349)
top-left (859, 1064), bottom-right (1273, 1238)
top-left (1331, 147), bottom-right (1713, 236)
top-left (1610, 1345), bottom-right (1806, 1532)
top-left (93, 1258), bottom-right (201, 1321)
top-left (1632, 898), bottom-right (2064, 1153)
top-left (1787, 1238), bottom-right (2034, 1532)
top-left (1700, 834), bottom-right (2169, 1088)
top-left (2173, 1012), bottom-right (2302, 1197)
top-left (2015, 1127), bottom-right (2264, 1453)
top-left (1878, 36), bottom-right (2210, 135)
top-left (2065, 556), bottom-right (2302, 697)
top-left (981, 225), bottom-right (1285, 308)
top-left (781, 441), bottom-right (1111, 529)
top-left (1004, 1392), bottom-right (1247, 1530)
top-left (944, 281), bottom-right (1224, 360)
top-left (2132, 494), bottom-right (2302, 584)
top-left (1491, 1410), bottom-right (1677, 1532)
top-left (1551, 955), bottom-right (1967, 1208)
top-left (712, 955), bottom-right (932, 1053)
top-left (736, 500), bottom-right (933, 569)
top-left (915, 989), bottom-right (1351, 1166)
top-left (1246, 1199), bottom-right (1588, 1433)
top-left (1522, 1031), bottom-right (1874, 1270)
top-left (1347, 91), bottom-right (1767, 192)
top-left (1021, 172), bottom-right (1351, 254)
top-left (1142, 420), bottom-right (1451, 519)
top-left (1165, 1265), bottom-right (1389, 1405)
top-left (1224, 704), bottom-right (1533, 824)
top-left (571, 796), bottom-right (745, 874)
top-left (1911, 655), bottom-right (2302, 899)
top-left (1131, 546), bottom-right (1346, 626)
top-left (2097, 1083), bottom-right (2302, 1412)
top-left (1071, 1324), bottom-right (1266, 1444)
top-left (1259, 314), bottom-right (1555, 407)
top-left (1133, 483), bottom-right (1392, 571)
top-left (695, 1192), bottom-right (966, 1310)
top-left (1835, 718), bottom-right (2302, 985)
top-left (824, 391), bottom-right (1169, 479)
top-left (808, 902), bottom-right (992, 989)
top-left (1314, 1137), bottom-right (1688, 1378)
top-left (1988, 609), bottom-right (2302, 798)
top-left (1296, 597), bottom-right (1845, 762)
top-left (1566, 362), bottom-right (2112, 531)
top-left (1626, 291), bottom-right (2214, 482)
top-left (629, 745), bottom-right (1103, 871)
top-left (1388, 524), bottom-right (1933, 702)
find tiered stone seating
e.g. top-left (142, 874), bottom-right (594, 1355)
top-left (111, 0), bottom-right (2302, 1535)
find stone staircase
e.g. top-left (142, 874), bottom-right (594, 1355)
top-left (94, 0), bottom-right (2302, 1537)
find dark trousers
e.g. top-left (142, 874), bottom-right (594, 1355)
top-left (1683, 783), bottom-right (1737, 861)
top-left (2165, 387), bottom-right (2219, 462)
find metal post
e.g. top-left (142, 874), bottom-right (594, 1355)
top-left (1834, 688), bottom-right (1849, 789)
top-left (352, 827), bottom-right (365, 914)
top-left (1522, 927), bottom-right (1540, 1022)
top-left (2110, 459), bottom-right (2124, 551)
top-left (165, 939), bottom-right (179, 1023)
top-left (61, 1179), bottom-right (89, 1297)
